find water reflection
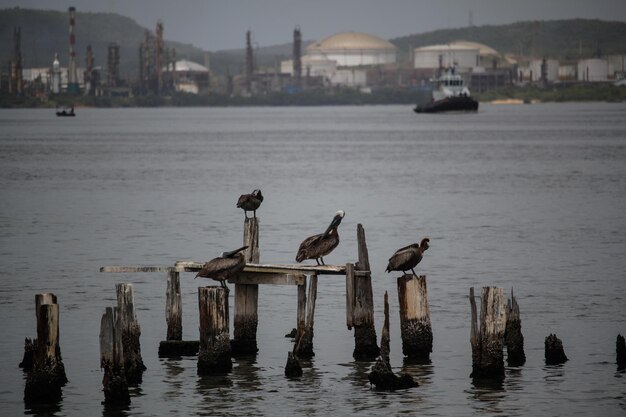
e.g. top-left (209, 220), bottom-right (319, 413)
top-left (543, 364), bottom-right (566, 385)
top-left (467, 377), bottom-right (507, 416)
top-left (232, 354), bottom-right (261, 390)
top-left (24, 399), bottom-right (62, 417)
top-left (344, 360), bottom-right (372, 389)
top-left (101, 402), bottom-right (130, 417)
top-left (161, 357), bottom-right (186, 398)
top-left (402, 357), bottom-right (434, 387)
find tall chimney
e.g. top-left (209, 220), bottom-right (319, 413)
top-left (293, 26), bottom-right (302, 88)
top-left (67, 6), bottom-right (80, 94)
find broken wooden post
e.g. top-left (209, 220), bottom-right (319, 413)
top-left (159, 271), bottom-right (199, 357)
top-left (397, 274), bottom-right (432, 362)
top-left (545, 334), bottom-right (568, 365)
top-left (24, 293), bottom-right (68, 403)
top-left (617, 334), bottom-right (626, 371)
top-left (100, 307), bottom-right (130, 406)
top-left (285, 351), bottom-right (303, 378)
top-left (294, 274), bottom-right (317, 359)
top-left (116, 283), bottom-right (146, 384)
top-left (469, 286), bottom-right (507, 380)
top-left (198, 286), bottom-right (232, 375)
top-left (20, 293), bottom-right (58, 370)
top-left (368, 291), bottom-right (417, 390)
top-left (232, 217), bottom-right (260, 355)
top-left (349, 224), bottom-right (379, 361)
top-left (505, 289), bottom-right (526, 366)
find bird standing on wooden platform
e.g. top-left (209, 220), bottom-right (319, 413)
top-left (296, 210), bottom-right (345, 266)
top-left (237, 189), bottom-right (263, 219)
top-left (195, 246), bottom-right (249, 289)
top-left (385, 237), bottom-right (430, 276)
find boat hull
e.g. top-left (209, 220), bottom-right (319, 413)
top-left (414, 96), bottom-right (479, 113)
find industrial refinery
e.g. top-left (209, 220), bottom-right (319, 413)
top-left (1, 6), bottom-right (625, 104)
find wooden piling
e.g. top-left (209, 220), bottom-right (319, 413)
top-left (198, 286), bottom-right (232, 375)
top-left (159, 270), bottom-right (200, 357)
top-left (397, 274), bottom-right (432, 362)
top-left (617, 334), bottom-right (626, 371)
top-left (116, 283), bottom-right (146, 384)
top-left (21, 294), bottom-right (59, 370)
top-left (232, 217), bottom-right (260, 355)
top-left (350, 224), bottom-right (380, 361)
top-left (24, 293), bottom-right (68, 403)
top-left (469, 287), bottom-right (507, 380)
top-left (100, 307), bottom-right (130, 405)
top-left (368, 291), bottom-right (417, 390)
top-left (294, 275), bottom-right (317, 359)
top-left (505, 289), bottom-right (526, 366)
top-left (545, 334), bottom-right (568, 365)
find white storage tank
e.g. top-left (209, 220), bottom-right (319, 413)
top-left (529, 59), bottom-right (559, 82)
top-left (413, 44), bottom-right (479, 71)
top-left (577, 58), bottom-right (608, 81)
top-left (306, 32), bottom-right (397, 67)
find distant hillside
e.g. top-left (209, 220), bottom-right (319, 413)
top-left (391, 19), bottom-right (626, 62)
top-left (0, 7), bottom-right (207, 79)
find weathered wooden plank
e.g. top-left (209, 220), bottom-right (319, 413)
top-left (469, 286), bottom-right (507, 380)
top-left (100, 266), bottom-right (175, 273)
top-left (345, 262), bottom-right (355, 329)
top-left (229, 272), bottom-right (306, 286)
top-left (116, 283), bottom-right (146, 384)
top-left (176, 261), bottom-right (347, 275)
top-left (198, 287), bottom-right (232, 375)
top-left (397, 274), bottom-right (432, 362)
top-left (165, 271), bottom-right (182, 341)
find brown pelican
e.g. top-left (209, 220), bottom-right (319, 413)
top-left (296, 210), bottom-right (345, 265)
top-left (385, 238), bottom-right (430, 276)
top-left (195, 246), bottom-right (248, 289)
top-left (237, 189), bottom-right (263, 219)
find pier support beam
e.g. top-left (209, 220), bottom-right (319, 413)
top-left (294, 275), bottom-right (317, 359)
top-left (397, 274), bottom-right (433, 362)
top-left (198, 286), bottom-right (232, 375)
top-left (24, 293), bottom-right (68, 403)
top-left (158, 270), bottom-right (199, 356)
top-left (545, 334), bottom-right (568, 365)
top-left (232, 217), bottom-right (260, 355)
top-left (100, 307), bottom-right (130, 406)
top-left (116, 283), bottom-right (146, 384)
top-left (469, 287), bottom-right (507, 380)
top-left (505, 289), bottom-right (526, 366)
top-left (348, 224), bottom-right (379, 361)
top-left (617, 334), bottom-right (626, 371)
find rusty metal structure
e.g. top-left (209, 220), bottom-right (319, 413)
top-left (245, 30), bottom-right (254, 93)
top-left (67, 7), bottom-right (80, 94)
top-left (107, 43), bottom-right (120, 89)
top-left (9, 26), bottom-right (23, 96)
top-left (293, 26), bottom-right (302, 88)
top-left (84, 45), bottom-right (95, 95)
top-left (137, 21), bottom-right (176, 96)
top-left (156, 20), bottom-right (164, 95)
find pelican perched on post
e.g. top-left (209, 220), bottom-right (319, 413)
top-left (385, 237), bottom-right (430, 276)
top-left (237, 189), bottom-right (263, 219)
top-left (195, 246), bottom-right (248, 289)
top-left (296, 210), bottom-right (345, 266)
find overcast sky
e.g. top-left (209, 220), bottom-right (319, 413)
top-left (3, 0), bottom-right (626, 51)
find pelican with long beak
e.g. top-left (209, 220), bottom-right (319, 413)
top-left (296, 210), bottom-right (345, 265)
top-left (237, 189), bottom-right (263, 219)
top-left (195, 246), bottom-right (249, 289)
top-left (385, 237), bottom-right (430, 276)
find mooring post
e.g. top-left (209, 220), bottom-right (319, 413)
top-left (100, 307), bottom-right (130, 406)
top-left (469, 286), bottom-right (507, 380)
top-left (116, 283), bottom-right (146, 384)
top-left (20, 293), bottom-right (58, 371)
top-left (505, 289), bottom-right (526, 366)
top-left (198, 286), bottom-right (232, 375)
top-left (368, 291), bottom-right (417, 390)
top-left (295, 275), bottom-right (307, 342)
top-left (232, 217), bottom-right (260, 355)
top-left (24, 293), bottom-right (68, 403)
top-left (350, 224), bottom-right (380, 361)
top-left (617, 334), bottom-right (626, 371)
top-left (294, 274), bottom-right (317, 359)
top-left (166, 270), bottom-right (182, 341)
top-left (397, 274), bottom-right (433, 362)
top-left (545, 334), bottom-right (568, 365)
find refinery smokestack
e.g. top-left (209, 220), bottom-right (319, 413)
top-left (67, 6), bottom-right (80, 94)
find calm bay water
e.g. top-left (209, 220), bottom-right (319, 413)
top-left (0, 103), bottom-right (625, 416)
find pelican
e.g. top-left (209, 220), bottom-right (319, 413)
top-left (385, 237), bottom-right (430, 276)
top-left (195, 246), bottom-right (248, 289)
top-left (237, 189), bottom-right (263, 219)
top-left (296, 210), bottom-right (345, 265)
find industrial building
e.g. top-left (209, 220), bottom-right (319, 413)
top-left (578, 58), bottom-right (609, 82)
top-left (306, 32), bottom-right (397, 67)
top-left (165, 59), bottom-right (210, 94)
top-left (413, 43), bottom-right (479, 71)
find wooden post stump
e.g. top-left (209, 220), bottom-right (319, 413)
top-left (545, 334), bottom-right (568, 365)
top-left (505, 289), bottom-right (526, 366)
top-left (198, 286), bottom-right (232, 375)
top-left (469, 287), bottom-right (507, 380)
top-left (24, 294), bottom-right (68, 403)
top-left (368, 291), bottom-right (418, 390)
top-left (397, 274), bottom-right (432, 362)
top-left (100, 307), bottom-right (130, 406)
top-left (349, 224), bottom-right (379, 361)
top-left (617, 334), bottom-right (626, 371)
top-left (294, 275), bottom-right (317, 359)
top-left (285, 351), bottom-right (303, 378)
top-left (116, 283), bottom-right (146, 384)
top-left (232, 217), bottom-right (260, 355)
top-left (159, 271), bottom-right (200, 357)
top-left (20, 293), bottom-right (58, 370)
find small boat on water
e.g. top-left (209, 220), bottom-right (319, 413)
top-left (56, 106), bottom-right (75, 117)
top-left (414, 67), bottom-right (478, 114)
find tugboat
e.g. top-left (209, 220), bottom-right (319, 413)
top-left (414, 67), bottom-right (478, 113)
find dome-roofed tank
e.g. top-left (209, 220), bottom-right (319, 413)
top-left (306, 32), bottom-right (397, 67)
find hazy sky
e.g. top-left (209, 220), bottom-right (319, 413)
top-left (3, 0), bottom-right (626, 51)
